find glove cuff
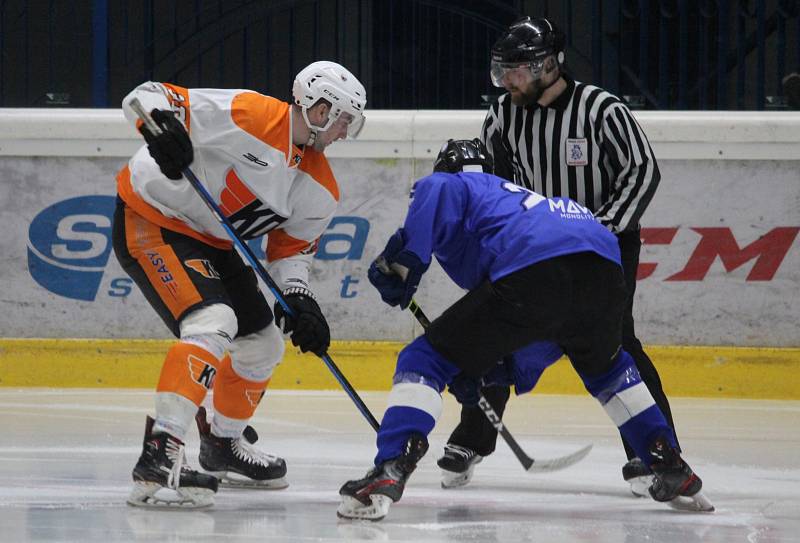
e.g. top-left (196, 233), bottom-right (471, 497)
top-left (282, 286), bottom-right (316, 301)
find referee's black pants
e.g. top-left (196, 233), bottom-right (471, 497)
top-left (446, 229), bottom-right (679, 461)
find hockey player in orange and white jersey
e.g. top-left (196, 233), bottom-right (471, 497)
top-left (112, 61), bottom-right (366, 508)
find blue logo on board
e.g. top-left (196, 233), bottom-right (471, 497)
top-left (27, 195), bottom-right (116, 301)
top-left (27, 194), bottom-right (371, 301)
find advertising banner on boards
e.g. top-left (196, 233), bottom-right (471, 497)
top-left (1, 155), bottom-right (797, 346)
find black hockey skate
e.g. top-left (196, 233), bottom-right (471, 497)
top-left (647, 435), bottom-right (714, 512)
top-left (622, 457), bottom-right (654, 497)
top-left (127, 416), bottom-right (219, 509)
top-left (437, 443), bottom-right (483, 489)
top-left (195, 407), bottom-right (288, 489)
top-left (337, 433), bottom-right (429, 521)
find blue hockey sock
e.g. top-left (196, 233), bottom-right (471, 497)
top-left (581, 349), bottom-right (676, 465)
top-left (375, 336), bottom-right (460, 465)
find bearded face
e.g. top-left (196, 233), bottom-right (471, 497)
top-left (499, 56), bottom-right (560, 106)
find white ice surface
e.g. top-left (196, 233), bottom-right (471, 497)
top-left (0, 389), bottom-right (798, 542)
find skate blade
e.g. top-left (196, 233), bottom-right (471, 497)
top-left (667, 490), bottom-right (715, 512)
top-left (336, 495), bottom-right (392, 521)
top-left (218, 473), bottom-right (288, 490)
top-left (439, 456), bottom-right (482, 489)
top-left (440, 465), bottom-right (477, 489)
top-left (627, 475), bottom-right (654, 498)
top-left (127, 482), bottom-right (214, 509)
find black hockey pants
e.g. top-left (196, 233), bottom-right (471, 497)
top-left (446, 230), bottom-right (679, 459)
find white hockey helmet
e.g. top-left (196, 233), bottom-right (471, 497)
top-left (292, 60), bottom-right (367, 139)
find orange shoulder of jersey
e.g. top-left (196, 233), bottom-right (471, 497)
top-left (229, 92), bottom-right (339, 202)
top-left (230, 92), bottom-right (290, 156)
top-left (298, 149), bottom-right (339, 202)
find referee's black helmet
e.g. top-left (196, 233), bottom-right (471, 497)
top-left (433, 139), bottom-right (494, 174)
top-left (491, 16), bottom-right (566, 65)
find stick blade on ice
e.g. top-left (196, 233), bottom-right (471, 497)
top-left (526, 443), bottom-right (593, 473)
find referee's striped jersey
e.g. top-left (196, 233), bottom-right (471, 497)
top-left (480, 76), bottom-right (660, 233)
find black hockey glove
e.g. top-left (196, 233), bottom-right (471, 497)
top-left (447, 372), bottom-right (481, 406)
top-left (274, 287), bottom-right (330, 357)
top-left (139, 108), bottom-right (193, 180)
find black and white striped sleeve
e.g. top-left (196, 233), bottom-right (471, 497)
top-left (594, 103), bottom-right (661, 233)
top-left (480, 98), bottom-right (515, 182)
top-left (480, 101), bottom-right (501, 155)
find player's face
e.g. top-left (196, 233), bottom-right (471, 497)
top-left (313, 112), bottom-right (353, 151)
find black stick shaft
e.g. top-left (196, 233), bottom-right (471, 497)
top-left (407, 299), bottom-right (534, 469)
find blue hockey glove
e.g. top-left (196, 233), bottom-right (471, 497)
top-left (381, 228), bottom-right (406, 261)
top-left (482, 355), bottom-right (516, 387)
top-left (448, 357), bottom-right (515, 406)
top-left (368, 259), bottom-right (406, 307)
top-left (447, 372), bottom-right (481, 406)
top-left (368, 228), bottom-right (428, 310)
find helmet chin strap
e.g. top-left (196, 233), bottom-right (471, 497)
top-left (301, 107), bottom-right (335, 148)
top-left (306, 129), bottom-right (318, 147)
top-left (300, 107), bottom-right (319, 147)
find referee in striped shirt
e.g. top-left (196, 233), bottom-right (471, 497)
top-left (437, 16), bottom-right (677, 495)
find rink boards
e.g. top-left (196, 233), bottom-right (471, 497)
top-left (1, 338), bottom-right (798, 400)
top-left (0, 110), bottom-right (798, 397)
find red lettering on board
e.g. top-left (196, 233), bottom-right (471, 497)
top-left (658, 227), bottom-right (800, 281)
top-left (637, 227), bottom-right (679, 280)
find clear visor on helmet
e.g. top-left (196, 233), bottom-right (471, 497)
top-left (490, 58), bottom-right (546, 87)
top-left (343, 111), bottom-right (366, 139)
top-left (321, 110), bottom-right (366, 139)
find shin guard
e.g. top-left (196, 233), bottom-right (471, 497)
top-left (375, 336), bottom-right (459, 465)
top-left (582, 349), bottom-right (676, 465)
top-left (154, 340), bottom-right (224, 438)
top-left (156, 341), bottom-right (222, 406)
top-left (212, 354), bottom-right (269, 437)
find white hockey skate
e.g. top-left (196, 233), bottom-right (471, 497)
top-left (127, 416), bottom-right (218, 509)
top-left (437, 444), bottom-right (483, 488)
top-left (195, 407), bottom-right (288, 489)
top-left (622, 457), bottom-right (654, 497)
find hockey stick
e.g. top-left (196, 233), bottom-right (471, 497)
top-left (406, 298), bottom-right (592, 473)
top-left (130, 99), bottom-right (380, 432)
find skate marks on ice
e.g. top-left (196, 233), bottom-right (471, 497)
top-left (0, 390), bottom-right (799, 542)
top-left (335, 484), bottom-right (777, 543)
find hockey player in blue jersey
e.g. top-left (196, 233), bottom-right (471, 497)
top-left (337, 139), bottom-right (711, 521)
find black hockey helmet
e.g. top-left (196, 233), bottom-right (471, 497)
top-left (492, 16), bottom-right (565, 64)
top-left (490, 16), bottom-right (565, 86)
top-left (433, 139), bottom-right (494, 174)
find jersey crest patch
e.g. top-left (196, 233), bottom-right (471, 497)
top-left (565, 138), bottom-right (588, 166)
top-left (219, 168), bottom-right (288, 239)
top-left (187, 354), bottom-right (217, 389)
